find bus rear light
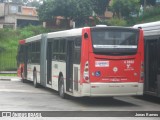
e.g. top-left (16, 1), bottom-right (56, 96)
top-left (83, 61), bottom-right (89, 82)
top-left (84, 76), bottom-right (89, 81)
top-left (84, 68), bottom-right (89, 72)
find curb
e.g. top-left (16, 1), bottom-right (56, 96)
top-left (0, 71), bottom-right (17, 74)
top-left (0, 77), bottom-right (21, 81)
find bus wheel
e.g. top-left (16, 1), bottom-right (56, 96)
top-left (59, 76), bottom-right (65, 98)
top-left (21, 78), bottom-right (26, 83)
top-left (33, 71), bottom-right (38, 88)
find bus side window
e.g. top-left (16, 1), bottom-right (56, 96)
top-left (59, 39), bottom-right (66, 61)
top-left (27, 43), bottom-right (32, 63)
top-left (52, 39), bottom-right (66, 61)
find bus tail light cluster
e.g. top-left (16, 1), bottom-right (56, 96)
top-left (83, 61), bottom-right (89, 82)
top-left (140, 62), bottom-right (144, 83)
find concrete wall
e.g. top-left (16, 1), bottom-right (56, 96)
top-left (0, 3), bottom-right (39, 29)
top-left (16, 14), bottom-right (39, 21)
top-left (0, 24), bottom-right (3, 28)
top-left (4, 3), bottom-right (9, 15)
top-left (4, 15), bottom-right (16, 23)
top-left (0, 18), bottom-right (5, 23)
top-left (0, 3), bottom-right (5, 17)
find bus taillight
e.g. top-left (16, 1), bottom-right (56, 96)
top-left (140, 62), bottom-right (144, 83)
top-left (83, 61), bottom-right (89, 83)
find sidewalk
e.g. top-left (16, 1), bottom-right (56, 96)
top-left (0, 76), bottom-right (21, 81)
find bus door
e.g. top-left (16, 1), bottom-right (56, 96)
top-left (24, 45), bottom-right (28, 78)
top-left (66, 41), bottom-right (74, 92)
top-left (47, 42), bottom-right (52, 85)
top-left (145, 39), bottom-right (158, 94)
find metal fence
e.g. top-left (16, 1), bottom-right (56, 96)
top-left (0, 51), bottom-right (17, 71)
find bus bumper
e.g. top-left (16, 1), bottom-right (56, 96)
top-left (81, 82), bottom-right (143, 97)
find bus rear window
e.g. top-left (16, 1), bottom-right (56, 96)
top-left (91, 28), bottom-right (139, 55)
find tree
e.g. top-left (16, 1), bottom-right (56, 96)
top-left (38, 0), bottom-right (92, 27)
top-left (27, 0), bottom-right (42, 8)
top-left (140, 0), bottom-right (156, 6)
top-left (91, 0), bottom-right (110, 16)
top-left (38, 0), bottom-right (54, 20)
top-left (12, 0), bottom-right (23, 3)
top-left (8, 0), bottom-right (28, 4)
top-left (110, 0), bottom-right (140, 19)
top-left (3, 0), bottom-right (41, 7)
top-left (0, 0), bottom-right (4, 2)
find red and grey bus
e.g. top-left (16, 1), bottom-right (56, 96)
top-left (134, 21), bottom-right (160, 97)
top-left (17, 26), bottom-right (144, 98)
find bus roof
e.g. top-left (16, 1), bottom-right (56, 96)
top-left (133, 21), bottom-right (160, 36)
top-left (47, 28), bottom-right (83, 39)
top-left (24, 26), bottom-right (140, 43)
top-left (25, 34), bottom-right (42, 43)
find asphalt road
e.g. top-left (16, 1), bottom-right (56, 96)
top-left (0, 78), bottom-right (160, 119)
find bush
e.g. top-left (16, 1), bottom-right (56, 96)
top-left (0, 25), bottom-right (52, 71)
top-left (128, 6), bottom-right (160, 25)
top-left (107, 18), bottom-right (127, 26)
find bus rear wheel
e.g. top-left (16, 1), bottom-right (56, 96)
top-left (59, 76), bottom-right (66, 98)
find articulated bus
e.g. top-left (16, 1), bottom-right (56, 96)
top-left (17, 26), bottom-right (144, 98)
top-left (134, 21), bottom-right (160, 97)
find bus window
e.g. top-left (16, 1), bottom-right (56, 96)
top-left (91, 28), bottom-right (139, 55)
top-left (52, 39), bottom-right (66, 61)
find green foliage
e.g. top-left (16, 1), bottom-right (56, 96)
top-left (128, 6), bottom-right (160, 25)
top-left (27, 0), bottom-right (42, 8)
top-left (140, 0), bottom-right (156, 6)
top-left (107, 18), bottom-right (127, 26)
top-left (38, 0), bottom-right (93, 27)
top-left (18, 25), bottom-right (50, 38)
top-left (91, 0), bottom-right (110, 16)
top-left (111, 0), bottom-right (140, 19)
top-left (0, 73), bottom-right (16, 76)
top-left (143, 7), bottom-right (160, 19)
top-left (0, 25), bottom-right (51, 71)
top-left (38, 0), bottom-right (54, 20)
top-left (0, 52), bottom-right (17, 71)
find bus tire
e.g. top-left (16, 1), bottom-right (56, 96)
top-left (21, 79), bottom-right (27, 83)
top-left (21, 67), bottom-right (26, 83)
top-left (33, 71), bottom-right (38, 88)
top-left (59, 76), bottom-right (66, 99)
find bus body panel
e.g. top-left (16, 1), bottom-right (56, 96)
top-left (26, 64), bottom-right (40, 83)
top-left (90, 82), bottom-right (143, 96)
top-left (80, 28), bottom-right (90, 84)
top-left (82, 27), bottom-right (144, 96)
top-left (51, 61), bottom-right (66, 91)
top-left (72, 64), bottom-right (81, 93)
top-left (89, 53), bottom-right (141, 83)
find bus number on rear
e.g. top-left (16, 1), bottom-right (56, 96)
top-left (124, 60), bottom-right (134, 64)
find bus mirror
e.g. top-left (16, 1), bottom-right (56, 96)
top-left (84, 33), bottom-right (88, 39)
